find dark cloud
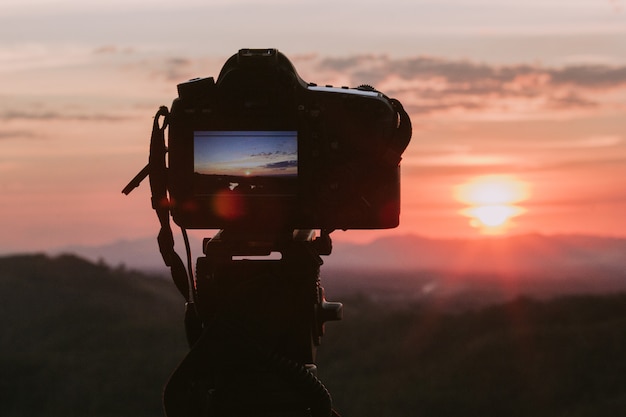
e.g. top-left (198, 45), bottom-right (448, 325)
top-left (251, 151), bottom-right (295, 158)
top-left (318, 56), bottom-right (532, 86)
top-left (264, 160), bottom-right (297, 169)
top-left (387, 57), bottom-right (535, 85)
top-left (317, 55), bottom-right (626, 89)
top-left (315, 55), bottom-right (626, 115)
top-left (550, 65), bottom-right (626, 89)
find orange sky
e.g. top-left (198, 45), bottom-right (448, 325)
top-left (1, 1), bottom-right (625, 252)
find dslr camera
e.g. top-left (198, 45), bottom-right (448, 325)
top-left (167, 48), bottom-right (411, 231)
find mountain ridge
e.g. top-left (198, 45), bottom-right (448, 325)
top-left (325, 232), bottom-right (626, 276)
top-left (47, 233), bottom-right (626, 278)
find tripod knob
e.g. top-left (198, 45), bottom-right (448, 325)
top-left (314, 287), bottom-right (343, 345)
top-left (319, 300), bottom-right (343, 325)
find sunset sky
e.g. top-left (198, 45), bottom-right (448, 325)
top-left (1, 0), bottom-right (625, 253)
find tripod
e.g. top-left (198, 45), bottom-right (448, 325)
top-left (163, 229), bottom-right (343, 417)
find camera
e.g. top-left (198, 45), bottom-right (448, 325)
top-left (167, 48), bottom-right (411, 231)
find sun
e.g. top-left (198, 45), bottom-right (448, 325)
top-left (454, 175), bottom-right (530, 234)
top-left (462, 205), bottom-right (526, 229)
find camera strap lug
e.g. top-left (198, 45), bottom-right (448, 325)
top-left (385, 98), bottom-right (412, 166)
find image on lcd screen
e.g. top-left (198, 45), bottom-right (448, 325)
top-left (194, 131), bottom-right (297, 196)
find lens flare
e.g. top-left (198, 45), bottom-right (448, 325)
top-left (213, 190), bottom-right (245, 220)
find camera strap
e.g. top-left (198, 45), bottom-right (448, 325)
top-left (148, 106), bottom-right (193, 305)
top-left (120, 106), bottom-right (194, 305)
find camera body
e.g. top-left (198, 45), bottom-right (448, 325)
top-left (167, 49), bottom-right (407, 231)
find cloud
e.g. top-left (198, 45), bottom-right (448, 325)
top-left (318, 56), bottom-right (534, 86)
top-left (0, 129), bottom-right (37, 140)
top-left (550, 65), bottom-right (626, 89)
top-left (547, 91), bottom-right (598, 110)
top-left (0, 109), bottom-right (130, 122)
top-left (93, 45), bottom-right (135, 55)
top-left (119, 55), bottom-right (221, 84)
top-left (528, 135), bottom-right (624, 150)
top-left (145, 53), bottom-right (626, 117)
top-left (312, 55), bottom-right (626, 117)
top-left (264, 160), bottom-right (297, 169)
top-left (251, 151), bottom-right (296, 158)
top-left (161, 57), bottom-right (194, 81)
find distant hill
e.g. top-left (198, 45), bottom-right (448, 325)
top-left (2, 253), bottom-right (626, 417)
top-left (55, 236), bottom-right (171, 272)
top-left (49, 233), bottom-right (626, 307)
top-left (51, 233), bottom-right (626, 277)
top-left (325, 233), bottom-right (626, 276)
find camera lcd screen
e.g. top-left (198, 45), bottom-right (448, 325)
top-left (193, 130), bottom-right (298, 197)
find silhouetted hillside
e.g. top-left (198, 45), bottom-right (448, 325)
top-left (0, 253), bottom-right (188, 417)
top-left (317, 294), bottom-right (626, 416)
top-left (2, 254), bottom-right (626, 416)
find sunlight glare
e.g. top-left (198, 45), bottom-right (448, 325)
top-left (454, 175), bottom-right (530, 234)
top-left (462, 205), bottom-right (525, 228)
